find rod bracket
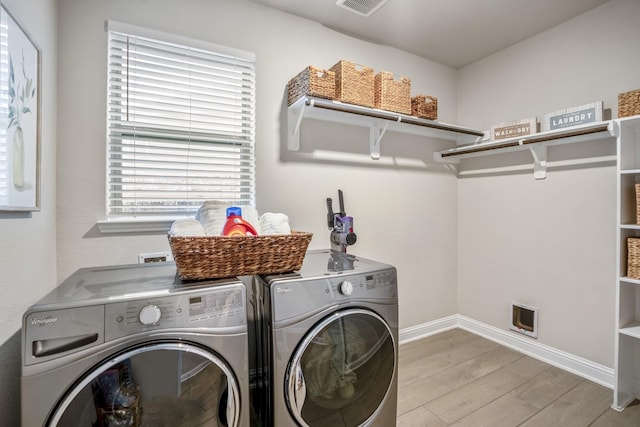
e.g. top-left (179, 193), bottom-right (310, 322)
top-left (287, 98), bottom-right (310, 151)
top-left (369, 121), bottom-right (389, 160)
top-left (528, 144), bottom-right (547, 180)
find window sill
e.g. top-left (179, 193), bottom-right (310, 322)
top-left (97, 217), bottom-right (179, 234)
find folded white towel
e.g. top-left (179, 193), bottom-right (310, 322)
top-left (259, 212), bottom-right (291, 235)
top-left (240, 206), bottom-right (261, 235)
top-left (196, 201), bottom-right (261, 236)
top-left (196, 200), bottom-right (228, 236)
top-left (169, 218), bottom-right (206, 237)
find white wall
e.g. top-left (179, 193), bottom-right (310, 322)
top-left (0, 0), bottom-right (57, 424)
top-left (56, 0), bottom-right (460, 329)
top-left (456, 0), bottom-right (639, 367)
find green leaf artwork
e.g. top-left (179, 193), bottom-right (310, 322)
top-left (8, 49), bottom-right (35, 131)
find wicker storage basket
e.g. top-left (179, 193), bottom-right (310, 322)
top-left (374, 71), bottom-right (411, 114)
top-left (287, 66), bottom-right (335, 106)
top-left (628, 237), bottom-right (640, 280)
top-left (411, 95), bottom-right (438, 120)
top-left (619, 89), bottom-right (640, 118)
top-left (330, 60), bottom-right (375, 108)
top-left (168, 231), bottom-right (313, 280)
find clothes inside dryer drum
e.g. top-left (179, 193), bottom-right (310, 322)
top-left (303, 318), bottom-right (369, 403)
top-left (290, 311), bottom-right (395, 426)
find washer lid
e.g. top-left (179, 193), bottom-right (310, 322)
top-left (31, 262), bottom-right (242, 308)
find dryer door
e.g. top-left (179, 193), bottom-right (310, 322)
top-left (286, 308), bottom-right (396, 427)
top-left (48, 341), bottom-right (240, 427)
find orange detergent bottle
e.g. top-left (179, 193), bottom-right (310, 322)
top-left (222, 207), bottom-right (258, 237)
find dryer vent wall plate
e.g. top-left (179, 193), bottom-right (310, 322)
top-left (336, 0), bottom-right (388, 17)
top-left (509, 302), bottom-right (538, 339)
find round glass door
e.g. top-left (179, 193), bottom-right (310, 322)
top-left (49, 341), bottom-right (240, 427)
top-left (286, 309), bottom-right (396, 427)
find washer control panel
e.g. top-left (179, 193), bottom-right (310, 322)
top-left (139, 304), bottom-right (162, 325)
top-left (105, 284), bottom-right (246, 341)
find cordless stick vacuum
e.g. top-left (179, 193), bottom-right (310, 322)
top-left (326, 189), bottom-right (357, 253)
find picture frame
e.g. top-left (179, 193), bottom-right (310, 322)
top-left (0, 2), bottom-right (41, 211)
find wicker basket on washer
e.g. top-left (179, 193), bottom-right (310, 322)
top-left (168, 231), bottom-right (313, 280)
top-left (287, 66), bottom-right (335, 106)
top-left (411, 95), bottom-right (438, 120)
top-left (619, 89), bottom-right (640, 118)
top-left (330, 60), bottom-right (375, 108)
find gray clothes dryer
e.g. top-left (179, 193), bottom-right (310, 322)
top-left (249, 249), bottom-right (398, 427)
top-left (21, 262), bottom-right (250, 427)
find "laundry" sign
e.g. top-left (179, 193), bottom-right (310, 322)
top-left (542, 102), bottom-right (603, 131)
top-left (549, 107), bottom-right (596, 130)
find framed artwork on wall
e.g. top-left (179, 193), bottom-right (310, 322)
top-left (0, 2), bottom-right (41, 211)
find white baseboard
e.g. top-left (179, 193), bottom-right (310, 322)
top-left (398, 314), bottom-right (614, 389)
top-left (398, 314), bottom-right (458, 344)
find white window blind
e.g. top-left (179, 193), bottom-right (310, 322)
top-left (106, 24), bottom-right (255, 218)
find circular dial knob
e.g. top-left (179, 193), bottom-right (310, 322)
top-left (139, 304), bottom-right (161, 326)
top-left (339, 280), bottom-right (354, 296)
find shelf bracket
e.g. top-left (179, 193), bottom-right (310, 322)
top-left (369, 120), bottom-right (391, 160)
top-left (528, 144), bottom-right (547, 180)
top-left (287, 99), bottom-right (310, 151)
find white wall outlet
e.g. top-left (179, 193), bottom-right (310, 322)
top-left (138, 251), bottom-right (173, 264)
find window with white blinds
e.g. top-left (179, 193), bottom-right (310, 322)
top-left (106, 23), bottom-right (255, 218)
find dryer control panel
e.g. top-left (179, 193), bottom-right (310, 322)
top-left (325, 270), bottom-right (396, 300)
top-left (270, 268), bottom-right (397, 323)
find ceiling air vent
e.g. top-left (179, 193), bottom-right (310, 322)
top-left (336, 0), bottom-right (388, 17)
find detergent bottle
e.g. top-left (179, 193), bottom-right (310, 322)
top-left (222, 207), bottom-right (258, 237)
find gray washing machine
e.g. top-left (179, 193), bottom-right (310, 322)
top-left (248, 249), bottom-right (398, 427)
top-left (21, 262), bottom-right (250, 427)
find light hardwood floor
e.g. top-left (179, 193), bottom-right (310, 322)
top-left (396, 329), bottom-right (640, 427)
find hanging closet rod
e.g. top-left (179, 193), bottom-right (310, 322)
top-left (304, 97), bottom-right (485, 137)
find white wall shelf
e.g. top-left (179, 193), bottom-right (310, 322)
top-left (287, 96), bottom-right (485, 159)
top-left (434, 121), bottom-right (615, 180)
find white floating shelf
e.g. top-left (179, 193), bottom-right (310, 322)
top-left (287, 96), bottom-right (485, 159)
